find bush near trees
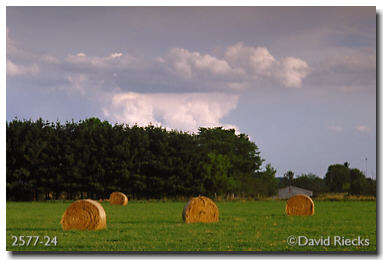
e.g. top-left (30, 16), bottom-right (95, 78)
top-left (6, 118), bottom-right (277, 201)
top-left (293, 173), bottom-right (329, 194)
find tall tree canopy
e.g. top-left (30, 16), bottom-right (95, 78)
top-left (324, 162), bottom-right (375, 195)
top-left (7, 118), bottom-right (277, 200)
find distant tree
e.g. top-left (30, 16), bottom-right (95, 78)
top-left (361, 178), bottom-right (376, 196)
top-left (349, 168), bottom-right (366, 195)
top-left (293, 173), bottom-right (328, 195)
top-left (284, 170), bottom-right (294, 186)
top-left (324, 164), bottom-right (350, 192)
top-left (258, 164), bottom-right (278, 196)
top-left (324, 162), bottom-right (376, 196)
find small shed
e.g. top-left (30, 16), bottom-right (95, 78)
top-left (277, 186), bottom-right (313, 199)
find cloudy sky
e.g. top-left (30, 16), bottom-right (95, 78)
top-left (6, 6), bottom-right (376, 177)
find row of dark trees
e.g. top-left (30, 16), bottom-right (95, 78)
top-left (6, 118), bottom-right (278, 201)
top-left (278, 163), bottom-right (376, 196)
top-left (6, 118), bottom-right (376, 201)
top-left (324, 162), bottom-right (376, 195)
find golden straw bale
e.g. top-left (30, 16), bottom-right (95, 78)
top-left (109, 192), bottom-right (128, 206)
top-left (285, 194), bottom-right (315, 216)
top-left (182, 196), bottom-right (219, 223)
top-left (60, 199), bottom-right (107, 230)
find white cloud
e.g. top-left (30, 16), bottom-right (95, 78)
top-left (7, 29), bottom-right (59, 65)
top-left (278, 57), bottom-right (310, 88)
top-left (6, 28), bottom-right (59, 78)
top-left (224, 42), bottom-right (310, 88)
top-left (64, 52), bottom-right (138, 72)
top-left (165, 48), bottom-right (235, 79)
top-left (7, 28), bottom-right (310, 95)
top-left (111, 53), bottom-right (123, 58)
top-left (6, 60), bottom-right (40, 76)
top-left (356, 125), bottom-right (371, 133)
top-left (162, 43), bottom-right (309, 89)
top-left (103, 91), bottom-right (240, 133)
top-left (225, 42), bottom-right (276, 76)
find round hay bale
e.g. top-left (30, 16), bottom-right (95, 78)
top-left (60, 199), bottom-right (106, 230)
top-left (182, 196), bottom-right (219, 223)
top-left (285, 194), bottom-right (315, 216)
top-left (109, 192), bottom-right (128, 206)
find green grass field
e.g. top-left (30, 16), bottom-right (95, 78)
top-left (6, 200), bottom-right (376, 252)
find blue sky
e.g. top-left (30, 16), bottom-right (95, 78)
top-left (6, 6), bottom-right (376, 177)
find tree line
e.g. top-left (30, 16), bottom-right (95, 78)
top-left (278, 162), bottom-right (376, 196)
top-left (6, 118), bottom-right (278, 201)
top-left (6, 118), bottom-right (375, 201)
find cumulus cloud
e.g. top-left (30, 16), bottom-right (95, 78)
top-left (64, 52), bottom-right (138, 72)
top-left (7, 34), bottom-right (58, 65)
top-left (7, 28), bottom-right (59, 77)
top-left (7, 29), bottom-right (310, 133)
top-left (6, 60), bottom-right (40, 76)
top-left (159, 43), bottom-right (309, 89)
top-left (7, 36), bottom-right (310, 134)
top-left (164, 48), bottom-right (236, 79)
top-left (103, 91), bottom-right (240, 133)
top-left (224, 42), bottom-right (310, 88)
top-left (278, 57), bottom-right (310, 88)
top-left (8, 27), bottom-right (310, 92)
top-left (225, 42), bottom-right (276, 76)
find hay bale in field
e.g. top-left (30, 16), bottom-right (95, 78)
top-left (285, 194), bottom-right (315, 216)
top-left (109, 192), bottom-right (128, 206)
top-left (182, 196), bottom-right (219, 223)
top-left (60, 199), bottom-right (106, 230)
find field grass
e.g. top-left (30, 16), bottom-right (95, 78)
top-left (6, 200), bottom-right (376, 252)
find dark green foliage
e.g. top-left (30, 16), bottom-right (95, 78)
top-left (293, 173), bottom-right (329, 195)
top-left (324, 163), bottom-right (376, 196)
top-left (257, 164), bottom-right (278, 197)
top-left (7, 118), bottom-right (276, 200)
top-left (277, 167), bottom-right (375, 197)
top-left (283, 170), bottom-right (294, 186)
top-left (349, 168), bottom-right (366, 195)
top-left (325, 164), bottom-right (351, 192)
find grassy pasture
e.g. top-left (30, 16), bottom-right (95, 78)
top-left (6, 200), bottom-right (376, 252)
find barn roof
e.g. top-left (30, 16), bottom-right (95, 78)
top-left (278, 186), bottom-right (313, 194)
top-left (277, 186), bottom-right (313, 199)
top-left (278, 185), bottom-right (313, 194)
